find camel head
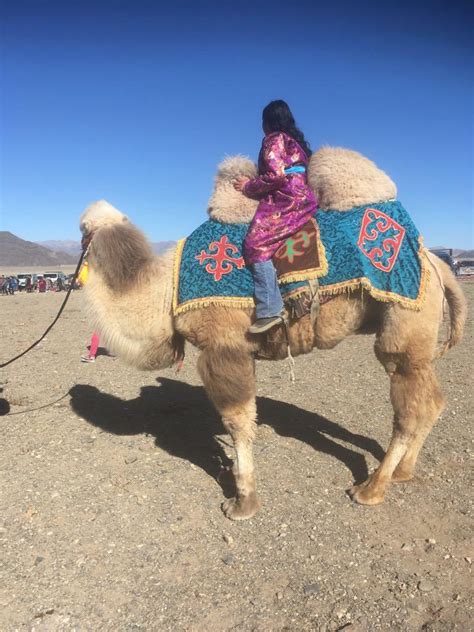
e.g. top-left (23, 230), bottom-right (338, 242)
top-left (80, 199), bottom-right (129, 247)
top-left (207, 156), bottom-right (258, 224)
top-left (79, 199), bottom-right (154, 291)
top-left (308, 147), bottom-right (397, 211)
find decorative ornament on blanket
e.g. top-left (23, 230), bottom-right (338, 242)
top-left (173, 220), bottom-right (255, 314)
top-left (195, 235), bottom-right (245, 281)
top-left (315, 200), bottom-right (428, 308)
top-left (357, 208), bottom-right (406, 272)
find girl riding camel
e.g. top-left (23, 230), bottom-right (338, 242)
top-left (234, 100), bottom-right (317, 333)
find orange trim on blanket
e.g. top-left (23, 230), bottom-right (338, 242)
top-left (281, 285), bottom-right (312, 300)
top-left (172, 238), bottom-right (187, 314)
top-left (175, 296), bottom-right (254, 315)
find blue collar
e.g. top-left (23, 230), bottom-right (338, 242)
top-left (284, 165), bottom-right (306, 175)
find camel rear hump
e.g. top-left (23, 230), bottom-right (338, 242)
top-left (307, 146), bottom-right (397, 211)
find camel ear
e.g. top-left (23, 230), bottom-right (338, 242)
top-left (122, 215), bottom-right (129, 223)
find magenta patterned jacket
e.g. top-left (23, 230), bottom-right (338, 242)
top-left (243, 132), bottom-right (318, 264)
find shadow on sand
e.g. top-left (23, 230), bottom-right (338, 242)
top-left (0, 386), bottom-right (10, 416)
top-left (69, 377), bottom-right (385, 487)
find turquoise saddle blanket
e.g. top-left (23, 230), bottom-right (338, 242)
top-left (173, 200), bottom-right (428, 314)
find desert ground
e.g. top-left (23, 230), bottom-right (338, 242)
top-left (0, 280), bottom-right (472, 631)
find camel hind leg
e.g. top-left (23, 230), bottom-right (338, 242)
top-left (349, 362), bottom-right (444, 504)
top-left (390, 365), bottom-right (444, 482)
top-left (197, 345), bottom-right (260, 520)
top-left (350, 292), bottom-right (445, 505)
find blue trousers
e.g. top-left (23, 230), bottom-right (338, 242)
top-left (251, 260), bottom-right (284, 318)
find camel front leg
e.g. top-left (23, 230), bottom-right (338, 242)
top-left (197, 347), bottom-right (260, 520)
top-left (220, 399), bottom-right (260, 520)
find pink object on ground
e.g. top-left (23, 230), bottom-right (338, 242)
top-left (89, 332), bottom-right (100, 359)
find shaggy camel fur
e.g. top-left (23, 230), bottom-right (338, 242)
top-left (80, 148), bottom-right (467, 520)
top-left (308, 146), bottom-right (397, 211)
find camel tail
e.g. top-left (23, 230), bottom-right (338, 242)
top-left (430, 254), bottom-right (468, 357)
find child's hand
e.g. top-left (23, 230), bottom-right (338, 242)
top-left (233, 177), bottom-right (249, 192)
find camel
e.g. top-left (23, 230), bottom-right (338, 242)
top-left (79, 147), bottom-right (467, 520)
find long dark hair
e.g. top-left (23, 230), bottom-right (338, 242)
top-left (262, 100), bottom-right (312, 157)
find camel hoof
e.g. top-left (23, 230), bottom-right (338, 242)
top-left (222, 494), bottom-right (260, 520)
top-left (391, 469), bottom-right (414, 483)
top-left (347, 482), bottom-right (385, 506)
top-left (391, 473), bottom-right (414, 483)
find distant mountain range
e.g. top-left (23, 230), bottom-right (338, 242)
top-left (37, 240), bottom-right (83, 256)
top-left (150, 241), bottom-right (177, 255)
top-left (38, 239), bottom-right (177, 256)
top-left (0, 232), bottom-right (177, 266)
top-left (0, 232), bottom-right (78, 266)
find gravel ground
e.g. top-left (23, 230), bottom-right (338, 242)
top-left (0, 280), bottom-right (472, 631)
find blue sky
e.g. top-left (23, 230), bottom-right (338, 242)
top-left (1, 0), bottom-right (473, 248)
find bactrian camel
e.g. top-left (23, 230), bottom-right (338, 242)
top-left (79, 147), bottom-right (467, 520)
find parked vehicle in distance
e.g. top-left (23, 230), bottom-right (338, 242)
top-left (17, 273), bottom-right (33, 289)
top-left (43, 272), bottom-right (63, 284)
top-left (456, 260), bottom-right (474, 276)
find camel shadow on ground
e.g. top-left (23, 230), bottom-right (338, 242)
top-left (0, 386), bottom-right (10, 416)
top-left (69, 377), bottom-right (385, 491)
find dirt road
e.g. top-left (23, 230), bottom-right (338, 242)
top-left (1, 281), bottom-right (472, 631)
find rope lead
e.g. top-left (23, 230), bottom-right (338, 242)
top-left (282, 318), bottom-right (296, 383)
